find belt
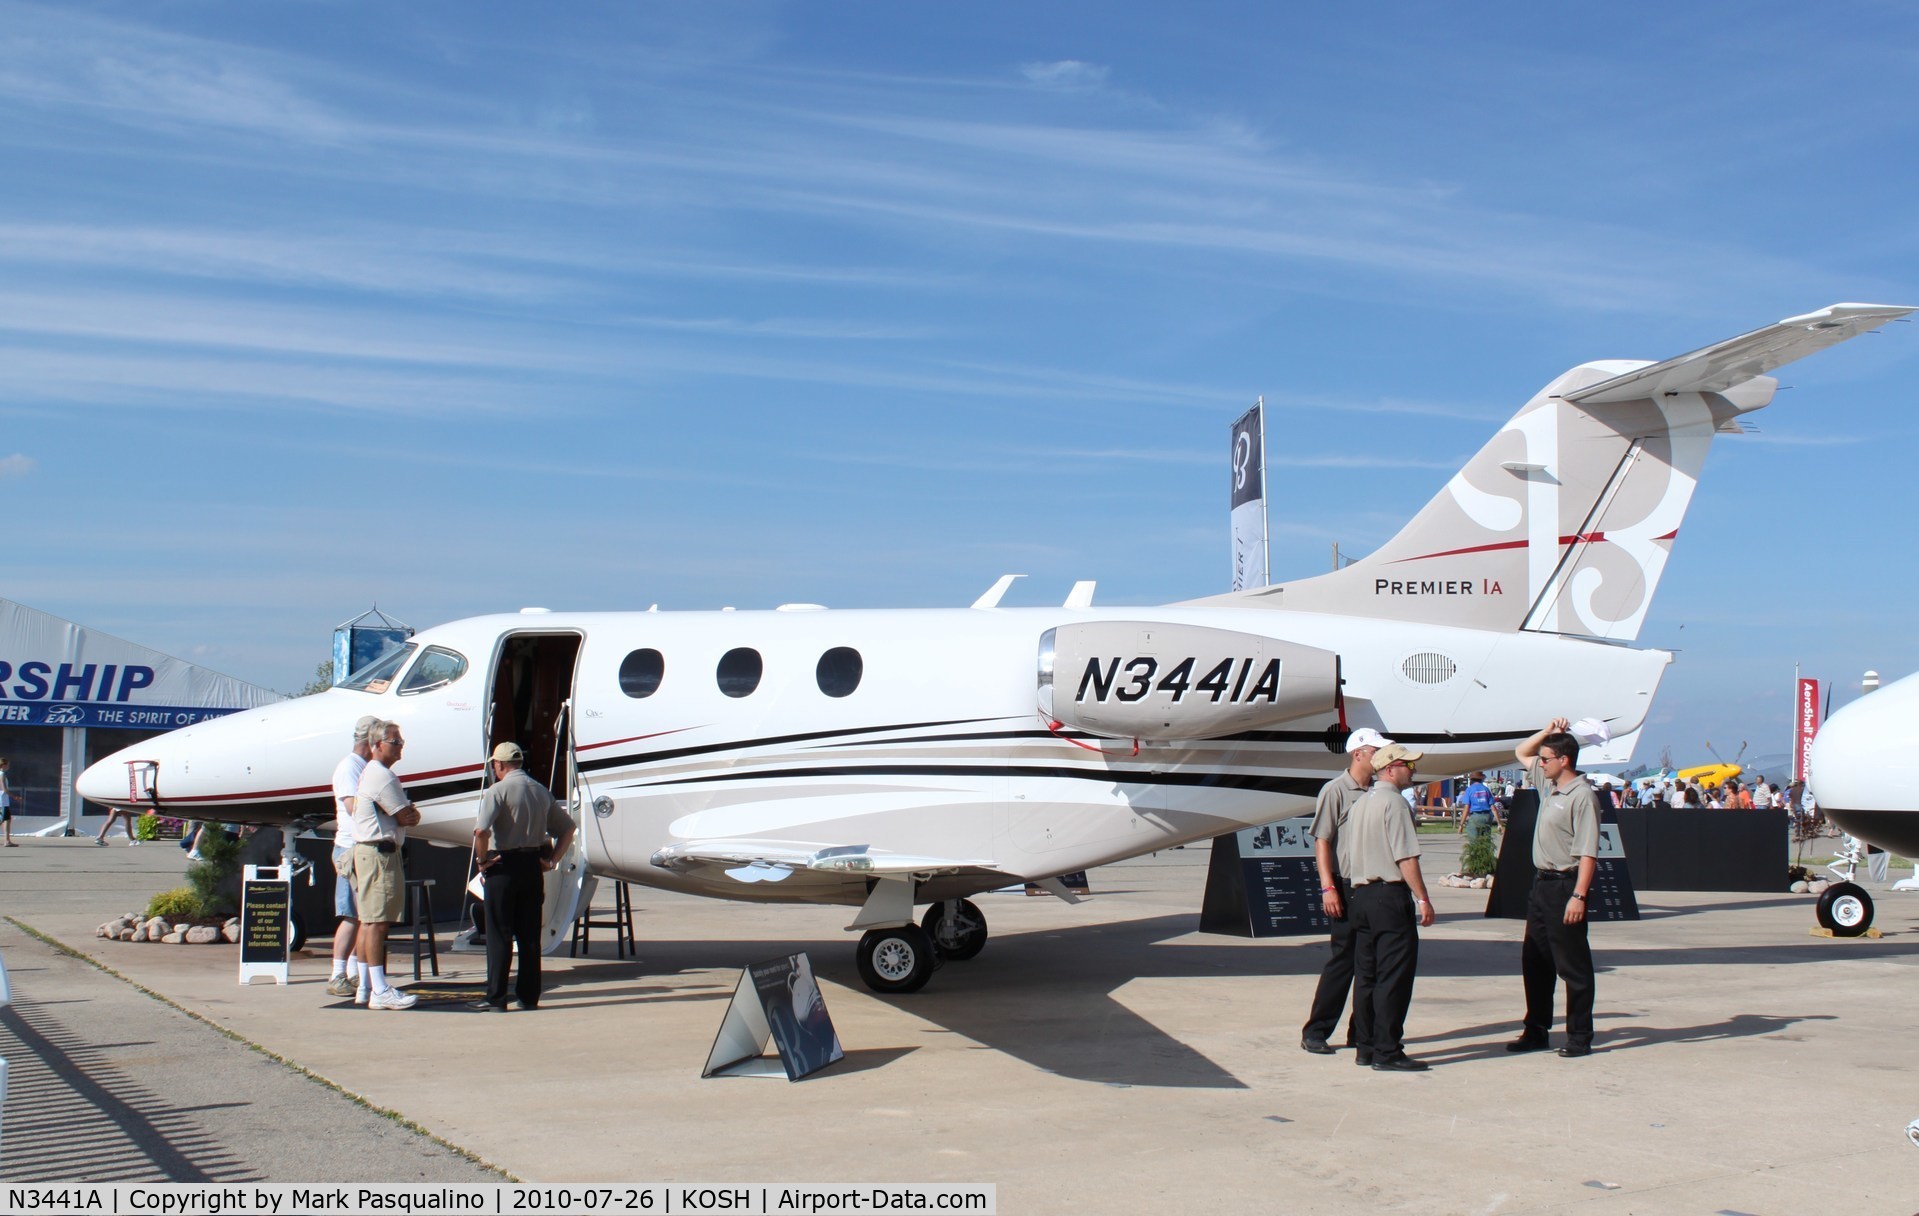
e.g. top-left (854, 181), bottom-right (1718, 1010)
top-left (500, 847), bottom-right (542, 856)
top-left (357, 840), bottom-right (398, 854)
top-left (1536, 868), bottom-right (1575, 880)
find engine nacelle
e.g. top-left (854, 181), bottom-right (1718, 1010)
top-left (1038, 622), bottom-right (1340, 741)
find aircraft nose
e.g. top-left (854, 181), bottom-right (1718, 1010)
top-left (1810, 673), bottom-right (1919, 814)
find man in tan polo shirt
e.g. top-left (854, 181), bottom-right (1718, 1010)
top-left (1510, 717), bottom-right (1601, 1057)
top-left (1339, 743), bottom-right (1436, 1072)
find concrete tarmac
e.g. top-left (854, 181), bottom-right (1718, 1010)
top-left (4, 828), bottom-right (1919, 1213)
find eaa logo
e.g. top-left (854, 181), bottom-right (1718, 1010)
top-left (45, 705), bottom-right (84, 725)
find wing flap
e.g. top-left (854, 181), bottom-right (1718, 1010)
top-left (1564, 303), bottom-right (1914, 405)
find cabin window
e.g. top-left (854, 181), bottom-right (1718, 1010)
top-left (399, 646), bottom-right (469, 695)
top-left (339, 644), bottom-right (416, 694)
top-left (619, 649), bottom-right (665, 698)
top-left (716, 648), bottom-right (763, 698)
top-left (815, 647), bottom-right (862, 697)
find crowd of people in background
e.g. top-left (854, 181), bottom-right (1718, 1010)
top-left (1427, 771), bottom-right (1832, 837)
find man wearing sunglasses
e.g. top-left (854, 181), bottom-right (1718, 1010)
top-left (1339, 742), bottom-right (1437, 1072)
top-left (1510, 717), bottom-right (1600, 1057)
top-left (352, 720), bottom-right (424, 1010)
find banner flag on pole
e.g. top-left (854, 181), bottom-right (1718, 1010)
top-left (1230, 400), bottom-right (1268, 591)
top-left (1794, 677), bottom-right (1821, 784)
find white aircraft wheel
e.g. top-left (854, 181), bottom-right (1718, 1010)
top-left (1816, 881), bottom-right (1874, 937)
top-left (287, 910), bottom-right (307, 954)
top-left (921, 899), bottom-right (988, 961)
top-left (857, 925), bottom-right (936, 994)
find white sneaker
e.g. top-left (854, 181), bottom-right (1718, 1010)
top-left (129, 839), bottom-right (142, 846)
top-left (94, 838), bottom-right (107, 847)
top-left (354, 988), bottom-right (370, 1006)
top-left (369, 987), bottom-right (417, 1010)
top-left (187, 850), bottom-right (203, 861)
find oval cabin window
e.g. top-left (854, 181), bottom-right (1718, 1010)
top-left (716, 648), bottom-right (763, 698)
top-left (816, 647), bottom-right (863, 697)
top-left (619, 649), bottom-right (665, 698)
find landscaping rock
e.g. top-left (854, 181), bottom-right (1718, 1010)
top-left (222, 921), bottom-right (242, 944)
top-left (1790, 880), bottom-right (1809, 893)
top-left (185, 925), bottom-right (222, 945)
top-left (161, 929), bottom-right (186, 944)
top-left (1809, 881), bottom-right (1830, 895)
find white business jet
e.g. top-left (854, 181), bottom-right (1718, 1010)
top-left (1808, 671), bottom-right (1919, 935)
top-left (77, 303), bottom-right (1913, 992)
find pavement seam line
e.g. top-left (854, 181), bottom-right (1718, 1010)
top-left (5, 915), bottom-right (519, 1182)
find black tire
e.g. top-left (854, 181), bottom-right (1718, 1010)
top-left (856, 925), bottom-right (937, 994)
top-left (921, 899), bottom-right (988, 961)
top-left (1816, 881), bottom-right (1874, 937)
top-left (287, 909), bottom-right (307, 954)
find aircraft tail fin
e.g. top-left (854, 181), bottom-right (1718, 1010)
top-left (1185, 304), bottom-right (1912, 641)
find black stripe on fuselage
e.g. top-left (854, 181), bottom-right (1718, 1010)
top-left (576, 717), bottom-right (1005, 777)
top-left (617, 762), bottom-right (1325, 798)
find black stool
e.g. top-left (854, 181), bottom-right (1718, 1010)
top-left (392, 878), bottom-right (441, 980)
top-left (570, 880), bottom-right (636, 959)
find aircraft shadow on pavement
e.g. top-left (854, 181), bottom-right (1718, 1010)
top-left (0, 998), bottom-right (260, 1183)
top-left (538, 909), bottom-right (1919, 1088)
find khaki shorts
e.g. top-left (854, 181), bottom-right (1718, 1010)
top-left (352, 844), bottom-right (406, 924)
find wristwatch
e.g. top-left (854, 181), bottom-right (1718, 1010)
top-left (1319, 885), bottom-right (1335, 893)
top-left (1570, 892), bottom-right (1588, 902)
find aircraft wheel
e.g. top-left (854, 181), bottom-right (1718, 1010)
top-left (857, 925), bottom-right (937, 994)
top-left (287, 910), bottom-right (307, 953)
top-left (1816, 881), bottom-right (1874, 937)
top-left (921, 899), bottom-right (988, 961)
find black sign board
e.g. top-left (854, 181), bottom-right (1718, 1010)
top-left (241, 878), bottom-right (290, 963)
top-left (703, 952), bottom-right (844, 1082)
top-left (1485, 796), bottom-right (1639, 921)
top-left (1200, 817), bottom-right (1332, 937)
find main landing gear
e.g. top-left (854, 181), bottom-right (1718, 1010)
top-left (852, 895), bottom-right (992, 994)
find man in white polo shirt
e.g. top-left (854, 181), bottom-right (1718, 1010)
top-left (326, 715), bottom-right (378, 1000)
top-left (353, 720), bottom-right (422, 1010)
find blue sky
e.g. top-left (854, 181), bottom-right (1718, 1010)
top-left (1, 1), bottom-right (1914, 769)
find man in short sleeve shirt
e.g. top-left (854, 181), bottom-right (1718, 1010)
top-left (470, 742), bottom-right (577, 1012)
top-left (325, 715), bottom-right (378, 999)
top-left (1301, 727), bottom-right (1391, 1055)
top-left (352, 722), bottom-right (422, 1010)
top-left (1509, 718), bottom-right (1601, 1056)
top-left (1338, 743), bottom-right (1436, 1072)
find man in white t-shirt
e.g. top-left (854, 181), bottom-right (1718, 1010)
top-left (352, 722), bottom-right (423, 1010)
top-left (326, 716), bottom-right (378, 1000)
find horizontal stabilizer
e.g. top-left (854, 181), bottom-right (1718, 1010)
top-left (1565, 303), bottom-right (1913, 405)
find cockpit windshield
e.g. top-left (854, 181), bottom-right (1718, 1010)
top-left (399, 646), bottom-right (468, 695)
top-left (339, 644), bottom-right (417, 694)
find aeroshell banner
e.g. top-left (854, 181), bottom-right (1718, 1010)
top-left (0, 599), bottom-right (283, 730)
top-left (1794, 677), bottom-right (1821, 784)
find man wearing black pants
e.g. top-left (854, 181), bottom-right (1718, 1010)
top-left (1338, 743), bottom-right (1437, 1072)
top-left (1509, 718), bottom-right (1600, 1057)
top-left (470, 742), bottom-right (577, 1012)
top-left (1301, 727), bottom-right (1391, 1055)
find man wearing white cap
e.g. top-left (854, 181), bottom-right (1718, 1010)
top-left (470, 742), bottom-right (577, 1012)
top-left (1301, 726), bottom-right (1390, 1056)
top-left (325, 715), bottom-right (379, 1000)
top-left (1509, 717), bottom-right (1601, 1057)
top-left (1341, 742), bottom-right (1437, 1070)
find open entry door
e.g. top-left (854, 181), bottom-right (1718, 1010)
top-left (484, 632), bottom-right (591, 956)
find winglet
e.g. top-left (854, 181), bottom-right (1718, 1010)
top-left (972, 574), bottom-right (1025, 609)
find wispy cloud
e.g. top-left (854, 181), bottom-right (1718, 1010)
top-left (0, 452), bottom-right (36, 478)
top-left (1020, 60), bottom-right (1110, 91)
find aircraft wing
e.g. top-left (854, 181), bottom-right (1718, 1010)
top-left (1564, 302), bottom-right (1914, 405)
top-left (651, 840), bottom-right (1008, 883)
